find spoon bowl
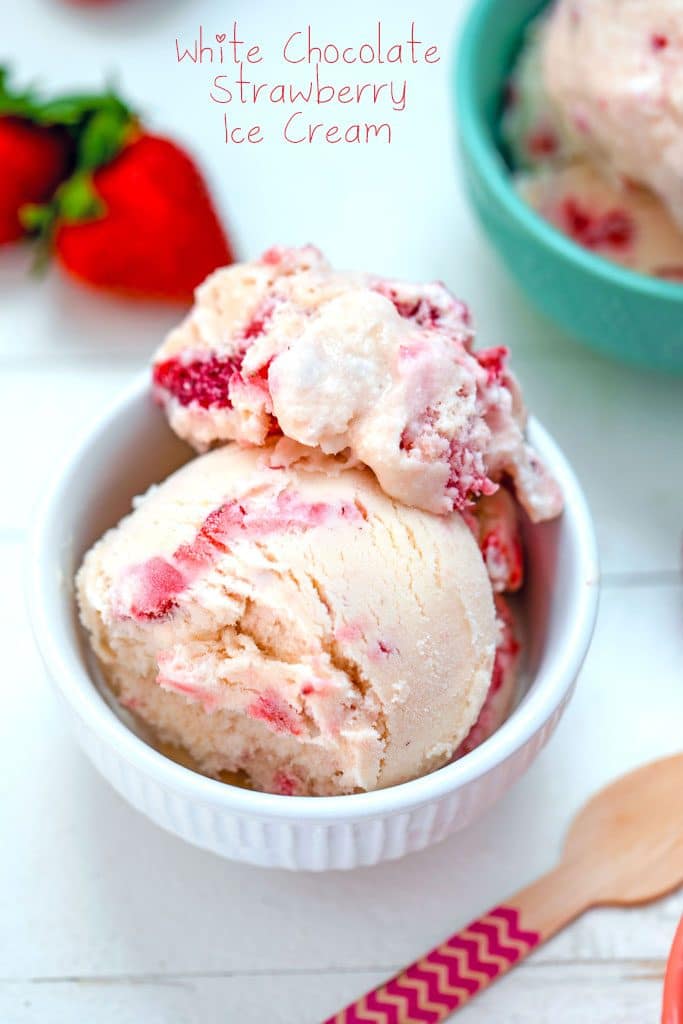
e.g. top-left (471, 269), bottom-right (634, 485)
top-left (563, 754), bottom-right (683, 907)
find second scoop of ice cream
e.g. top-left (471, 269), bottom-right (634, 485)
top-left (76, 443), bottom-right (497, 796)
top-left (152, 246), bottom-right (562, 522)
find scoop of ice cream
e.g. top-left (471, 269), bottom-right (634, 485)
top-left (518, 159), bottom-right (683, 278)
top-left (503, 6), bottom-right (683, 278)
top-left (76, 443), bottom-right (498, 796)
top-left (151, 246), bottom-right (562, 522)
top-left (541, 0), bottom-right (683, 229)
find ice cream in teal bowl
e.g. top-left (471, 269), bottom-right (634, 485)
top-left (455, 0), bottom-right (683, 372)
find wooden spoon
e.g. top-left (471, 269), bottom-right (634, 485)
top-left (325, 753), bottom-right (683, 1024)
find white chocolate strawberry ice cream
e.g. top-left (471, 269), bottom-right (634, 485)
top-left (78, 247), bottom-right (564, 797)
top-left (152, 246), bottom-right (562, 522)
top-left (503, 1), bottom-right (683, 279)
top-left (543, 0), bottom-right (683, 230)
top-left (77, 443), bottom-right (500, 796)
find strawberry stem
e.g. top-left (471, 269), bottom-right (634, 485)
top-left (21, 170), bottom-right (105, 239)
top-left (0, 67), bottom-right (42, 119)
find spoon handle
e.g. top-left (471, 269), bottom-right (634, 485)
top-left (324, 863), bottom-right (587, 1024)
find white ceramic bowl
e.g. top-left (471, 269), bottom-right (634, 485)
top-left (28, 373), bottom-right (599, 871)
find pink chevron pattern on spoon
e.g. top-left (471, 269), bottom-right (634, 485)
top-left (324, 755), bottom-right (683, 1024)
top-left (324, 905), bottom-right (540, 1024)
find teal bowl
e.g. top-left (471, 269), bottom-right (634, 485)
top-left (455, 0), bottom-right (683, 372)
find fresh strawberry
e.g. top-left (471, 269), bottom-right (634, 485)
top-left (0, 72), bottom-right (73, 243)
top-left (52, 134), bottom-right (233, 301)
top-left (20, 80), bottom-right (234, 302)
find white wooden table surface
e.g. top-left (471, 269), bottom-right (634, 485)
top-left (2, 1), bottom-right (682, 1021)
